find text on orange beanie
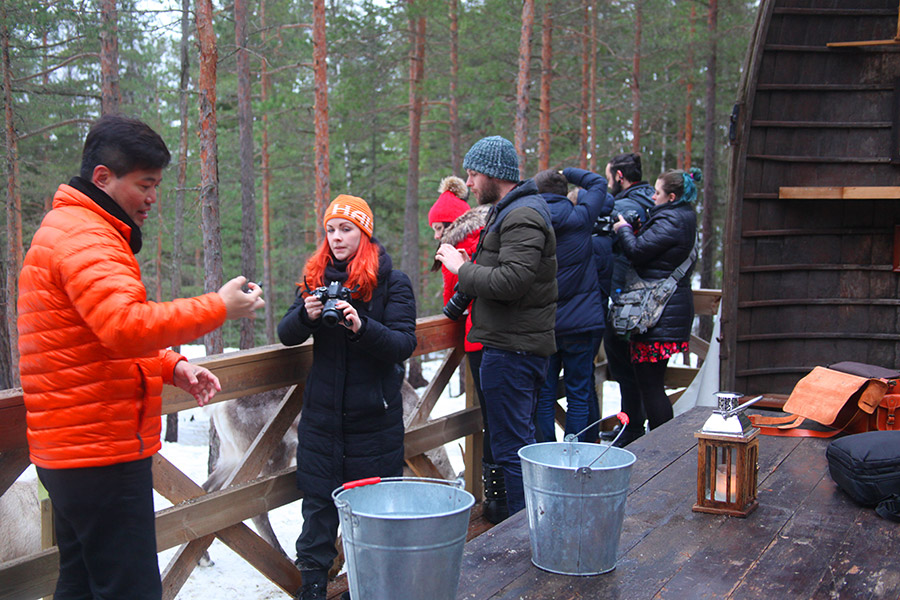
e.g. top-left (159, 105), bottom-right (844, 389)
top-left (323, 194), bottom-right (374, 237)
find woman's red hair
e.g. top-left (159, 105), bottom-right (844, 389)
top-left (300, 234), bottom-right (380, 302)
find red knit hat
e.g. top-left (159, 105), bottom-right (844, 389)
top-left (428, 176), bottom-right (470, 225)
top-left (323, 194), bottom-right (374, 237)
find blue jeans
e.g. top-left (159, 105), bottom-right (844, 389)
top-left (479, 346), bottom-right (550, 515)
top-left (535, 333), bottom-right (598, 442)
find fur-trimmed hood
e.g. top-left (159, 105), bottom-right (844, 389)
top-left (440, 203), bottom-right (490, 248)
top-left (431, 203), bottom-right (490, 272)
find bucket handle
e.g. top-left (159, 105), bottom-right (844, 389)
top-left (565, 411), bottom-right (630, 443)
top-left (341, 476), bottom-right (382, 490)
top-left (575, 412), bottom-right (630, 478)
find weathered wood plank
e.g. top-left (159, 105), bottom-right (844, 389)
top-left (779, 186), bottom-right (900, 199)
top-left (0, 547), bottom-right (60, 600)
top-left (404, 406), bottom-right (482, 459)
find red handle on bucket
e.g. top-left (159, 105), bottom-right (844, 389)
top-left (616, 411), bottom-right (629, 426)
top-left (342, 477), bottom-right (381, 490)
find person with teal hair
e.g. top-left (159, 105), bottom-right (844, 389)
top-left (611, 168), bottom-right (699, 432)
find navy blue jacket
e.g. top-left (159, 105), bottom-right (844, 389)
top-left (609, 181), bottom-right (655, 294)
top-left (277, 243), bottom-right (417, 498)
top-left (616, 202), bottom-right (696, 343)
top-left (542, 168), bottom-right (612, 337)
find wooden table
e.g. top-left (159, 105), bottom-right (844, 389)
top-left (456, 407), bottom-right (900, 599)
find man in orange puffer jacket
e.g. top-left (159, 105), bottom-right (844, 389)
top-left (17, 115), bottom-right (265, 600)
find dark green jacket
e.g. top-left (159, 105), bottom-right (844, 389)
top-left (457, 179), bottom-right (558, 357)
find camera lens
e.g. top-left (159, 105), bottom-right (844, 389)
top-left (321, 299), bottom-right (342, 327)
top-left (443, 290), bottom-right (472, 321)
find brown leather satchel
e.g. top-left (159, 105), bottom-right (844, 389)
top-left (749, 364), bottom-right (897, 438)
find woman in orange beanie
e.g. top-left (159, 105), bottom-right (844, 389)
top-left (278, 194), bottom-right (417, 600)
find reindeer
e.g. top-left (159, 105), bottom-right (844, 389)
top-left (0, 479), bottom-right (41, 564)
top-left (202, 379), bottom-right (457, 566)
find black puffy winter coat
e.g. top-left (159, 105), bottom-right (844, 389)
top-left (616, 201), bottom-right (696, 343)
top-left (277, 242), bottom-right (417, 499)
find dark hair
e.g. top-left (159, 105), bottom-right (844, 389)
top-left (80, 115), bottom-right (171, 180)
top-left (608, 153), bottom-right (642, 183)
top-left (658, 168), bottom-right (702, 204)
top-left (533, 169), bottom-right (568, 197)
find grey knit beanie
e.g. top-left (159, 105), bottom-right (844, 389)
top-left (462, 136), bottom-right (520, 182)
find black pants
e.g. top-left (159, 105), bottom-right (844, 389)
top-left (295, 493), bottom-right (340, 573)
top-left (37, 457), bottom-right (161, 600)
top-left (467, 349), bottom-right (494, 464)
top-left (632, 359), bottom-right (673, 430)
top-left (603, 323), bottom-right (646, 435)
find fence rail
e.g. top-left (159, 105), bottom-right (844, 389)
top-left (0, 289), bottom-right (720, 600)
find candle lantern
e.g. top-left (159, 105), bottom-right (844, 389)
top-left (693, 392), bottom-right (761, 518)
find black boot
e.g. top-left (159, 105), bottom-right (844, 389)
top-left (482, 462), bottom-right (509, 524)
top-left (295, 570), bottom-right (328, 600)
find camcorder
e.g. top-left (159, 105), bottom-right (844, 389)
top-left (309, 281), bottom-right (355, 327)
top-left (443, 284), bottom-right (473, 321)
top-left (594, 208), bottom-right (642, 236)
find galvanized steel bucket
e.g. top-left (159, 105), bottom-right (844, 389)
top-left (519, 442), bottom-right (636, 575)
top-left (332, 476), bottom-right (474, 600)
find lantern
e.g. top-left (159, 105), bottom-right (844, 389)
top-left (692, 392), bottom-right (761, 518)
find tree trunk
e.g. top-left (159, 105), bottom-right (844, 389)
top-left (514, 0), bottom-right (534, 176)
top-left (538, 0), bottom-right (551, 172)
top-left (2, 7), bottom-right (21, 388)
top-left (631, 0), bottom-right (642, 153)
top-left (99, 0), bottom-right (120, 115)
top-left (0, 261), bottom-right (9, 389)
top-left (588, 0), bottom-right (597, 171)
top-left (165, 0), bottom-right (193, 443)
top-left (684, 4), bottom-right (696, 170)
top-left (448, 0), bottom-right (461, 176)
top-left (402, 1), bottom-right (425, 314)
top-left (312, 0), bottom-right (330, 246)
top-left (196, 0), bottom-right (223, 357)
top-left (579, 0), bottom-right (589, 168)
top-left (699, 0), bottom-right (718, 343)
top-left (260, 0), bottom-right (275, 344)
top-left (235, 0), bottom-right (256, 351)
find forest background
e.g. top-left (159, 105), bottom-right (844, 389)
top-left (0, 0), bottom-right (759, 389)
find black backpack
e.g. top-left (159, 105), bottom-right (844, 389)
top-left (826, 430), bottom-right (900, 522)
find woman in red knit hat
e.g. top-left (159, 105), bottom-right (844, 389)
top-left (428, 176), bottom-right (508, 523)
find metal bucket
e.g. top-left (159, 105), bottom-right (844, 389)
top-left (332, 477), bottom-right (475, 600)
top-left (519, 442), bottom-right (636, 575)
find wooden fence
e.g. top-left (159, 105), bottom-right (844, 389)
top-left (0, 289), bottom-right (720, 600)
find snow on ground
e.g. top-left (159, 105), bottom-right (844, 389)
top-left (153, 353), bottom-right (624, 599)
top-left (15, 347), bottom-right (632, 599)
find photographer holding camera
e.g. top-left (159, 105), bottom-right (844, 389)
top-left (435, 135), bottom-right (557, 519)
top-left (278, 194), bottom-right (417, 600)
top-left (600, 153), bottom-right (657, 447)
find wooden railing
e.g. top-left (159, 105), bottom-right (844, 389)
top-left (0, 289), bottom-right (721, 600)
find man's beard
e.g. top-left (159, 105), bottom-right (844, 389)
top-left (477, 178), bottom-right (502, 205)
top-left (609, 177), bottom-right (623, 197)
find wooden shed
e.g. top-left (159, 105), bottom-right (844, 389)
top-left (721, 0), bottom-right (900, 397)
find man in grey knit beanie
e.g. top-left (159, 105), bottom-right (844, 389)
top-left (436, 135), bottom-right (558, 521)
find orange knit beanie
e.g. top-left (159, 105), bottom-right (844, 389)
top-left (323, 194), bottom-right (374, 238)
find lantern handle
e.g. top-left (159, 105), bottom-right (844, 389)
top-left (719, 395), bottom-right (763, 419)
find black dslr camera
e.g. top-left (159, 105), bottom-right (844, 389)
top-left (594, 208), bottom-right (642, 236)
top-left (310, 281), bottom-right (355, 327)
top-left (443, 284), bottom-right (473, 321)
